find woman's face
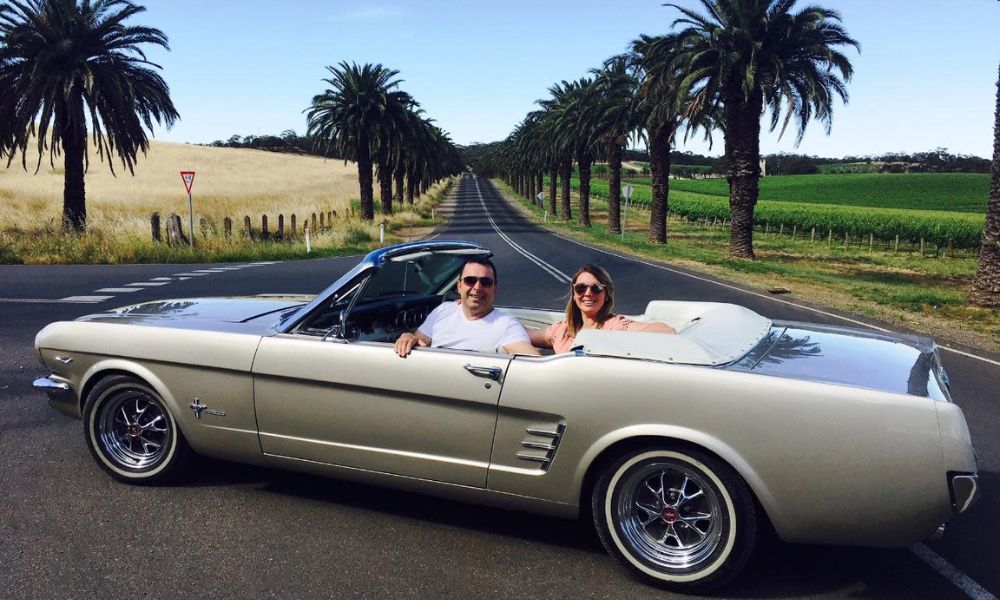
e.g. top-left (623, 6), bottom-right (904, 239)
top-left (573, 271), bottom-right (607, 319)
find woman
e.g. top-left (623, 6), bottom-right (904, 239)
top-left (529, 264), bottom-right (676, 353)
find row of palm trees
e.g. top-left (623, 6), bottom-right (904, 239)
top-left (472, 0), bottom-right (859, 261)
top-left (305, 62), bottom-right (463, 221)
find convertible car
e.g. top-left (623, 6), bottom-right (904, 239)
top-left (33, 240), bottom-right (978, 592)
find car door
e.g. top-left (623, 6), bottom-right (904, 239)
top-left (252, 334), bottom-right (510, 488)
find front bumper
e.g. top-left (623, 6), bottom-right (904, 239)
top-left (33, 375), bottom-right (79, 418)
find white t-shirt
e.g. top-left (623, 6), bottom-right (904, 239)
top-left (418, 301), bottom-right (530, 352)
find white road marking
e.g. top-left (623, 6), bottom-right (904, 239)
top-left (126, 281), bottom-right (170, 287)
top-left (173, 272), bottom-right (209, 276)
top-left (474, 179), bottom-right (571, 283)
top-left (57, 295), bottom-right (114, 303)
top-left (192, 269), bottom-right (228, 273)
top-left (150, 277), bottom-right (174, 281)
top-left (912, 543), bottom-right (998, 600)
top-left (95, 287), bottom-right (142, 293)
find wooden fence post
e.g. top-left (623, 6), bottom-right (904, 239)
top-left (311, 213), bottom-right (317, 232)
top-left (868, 233), bottom-right (874, 252)
top-left (828, 229), bottom-right (833, 244)
top-left (810, 227), bottom-right (815, 242)
top-left (291, 214), bottom-right (297, 237)
top-left (894, 235), bottom-right (899, 252)
top-left (244, 215), bottom-right (252, 239)
top-left (319, 212), bottom-right (325, 230)
top-left (262, 215), bottom-right (269, 239)
top-left (920, 237), bottom-right (925, 257)
top-left (224, 217), bottom-right (232, 238)
top-left (277, 214), bottom-right (284, 240)
top-left (151, 212), bottom-right (161, 243)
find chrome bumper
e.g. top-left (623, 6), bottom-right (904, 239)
top-left (33, 375), bottom-right (79, 418)
top-left (949, 473), bottom-right (979, 514)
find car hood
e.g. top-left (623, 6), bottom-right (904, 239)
top-left (727, 321), bottom-right (950, 400)
top-left (76, 296), bottom-right (313, 334)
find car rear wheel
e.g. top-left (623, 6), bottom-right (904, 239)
top-left (592, 447), bottom-right (757, 592)
top-left (83, 375), bottom-right (191, 484)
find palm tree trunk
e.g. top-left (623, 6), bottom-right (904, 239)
top-left (536, 171), bottom-right (544, 207)
top-left (725, 87), bottom-right (763, 259)
top-left (560, 158), bottom-right (572, 221)
top-left (394, 160), bottom-right (405, 205)
top-left (357, 136), bottom-right (374, 221)
top-left (549, 166), bottom-right (557, 216)
top-left (969, 63), bottom-right (1000, 307)
top-left (406, 169), bottom-right (416, 203)
top-left (528, 172), bottom-right (536, 206)
top-left (649, 124), bottom-right (673, 244)
top-left (578, 155), bottom-right (592, 227)
top-left (61, 92), bottom-right (88, 232)
top-left (379, 163), bottom-right (393, 215)
top-left (607, 139), bottom-right (623, 235)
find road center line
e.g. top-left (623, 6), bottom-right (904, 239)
top-left (474, 178), bottom-right (571, 283)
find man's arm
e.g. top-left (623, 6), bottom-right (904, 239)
top-left (500, 340), bottom-right (540, 356)
top-left (394, 330), bottom-right (431, 357)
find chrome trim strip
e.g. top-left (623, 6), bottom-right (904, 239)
top-left (525, 427), bottom-right (560, 438)
top-left (515, 453), bottom-right (550, 463)
top-left (257, 432), bottom-right (491, 470)
top-left (521, 441), bottom-right (557, 451)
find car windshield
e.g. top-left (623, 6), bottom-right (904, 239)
top-left (355, 252), bottom-right (469, 303)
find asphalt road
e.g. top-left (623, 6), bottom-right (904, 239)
top-left (1, 175), bottom-right (996, 599)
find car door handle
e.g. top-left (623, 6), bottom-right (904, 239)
top-left (464, 364), bottom-right (503, 381)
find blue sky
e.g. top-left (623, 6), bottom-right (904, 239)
top-left (143, 0), bottom-right (1000, 159)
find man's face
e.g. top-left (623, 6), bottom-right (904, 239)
top-left (457, 262), bottom-right (496, 318)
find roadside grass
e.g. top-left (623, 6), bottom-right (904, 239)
top-left (612, 172), bottom-right (989, 212)
top-left (498, 180), bottom-right (999, 352)
top-left (0, 139), bottom-right (450, 264)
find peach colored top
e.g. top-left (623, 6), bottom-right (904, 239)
top-left (545, 315), bottom-right (640, 354)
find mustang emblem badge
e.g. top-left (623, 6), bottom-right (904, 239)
top-left (189, 398), bottom-right (225, 419)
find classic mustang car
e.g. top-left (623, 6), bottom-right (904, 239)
top-left (33, 240), bottom-right (978, 592)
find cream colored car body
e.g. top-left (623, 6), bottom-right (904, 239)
top-left (34, 241), bottom-right (977, 551)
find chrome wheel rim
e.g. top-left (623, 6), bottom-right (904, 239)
top-left (96, 390), bottom-right (171, 470)
top-left (614, 461), bottom-right (724, 571)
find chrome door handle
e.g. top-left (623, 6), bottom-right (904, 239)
top-left (464, 364), bottom-right (502, 381)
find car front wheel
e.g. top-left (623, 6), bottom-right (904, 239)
top-left (592, 447), bottom-right (757, 592)
top-left (83, 375), bottom-right (191, 484)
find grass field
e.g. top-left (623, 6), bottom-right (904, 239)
top-left (0, 140), bottom-right (449, 263)
top-left (619, 172), bottom-right (989, 212)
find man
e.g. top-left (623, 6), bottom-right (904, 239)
top-left (394, 258), bottom-right (539, 357)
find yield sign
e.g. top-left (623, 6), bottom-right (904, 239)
top-left (180, 171), bottom-right (195, 194)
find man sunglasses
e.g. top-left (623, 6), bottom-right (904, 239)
top-left (573, 283), bottom-right (606, 295)
top-left (462, 276), bottom-right (495, 288)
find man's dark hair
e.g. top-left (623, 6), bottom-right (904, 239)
top-left (460, 257), bottom-right (497, 285)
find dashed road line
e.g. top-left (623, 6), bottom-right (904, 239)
top-left (128, 281), bottom-right (171, 286)
top-left (94, 287), bottom-right (143, 293)
top-left (912, 543), bottom-right (998, 600)
top-left (58, 295), bottom-right (115, 303)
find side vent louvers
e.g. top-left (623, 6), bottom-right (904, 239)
top-left (516, 424), bottom-right (565, 471)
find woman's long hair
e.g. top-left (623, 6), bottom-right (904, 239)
top-left (565, 264), bottom-right (616, 337)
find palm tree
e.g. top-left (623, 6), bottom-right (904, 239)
top-left (591, 55), bottom-right (642, 235)
top-left (306, 62), bottom-right (404, 221)
top-left (660, 0), bottom-right (858, 258)
top-left (0, 0), bottom-right (179, 232)
top-left (968, 63), bottom-right (1000, 308)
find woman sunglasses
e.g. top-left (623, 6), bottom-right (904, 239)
top-left (573, 283), bottom-right (606, 295)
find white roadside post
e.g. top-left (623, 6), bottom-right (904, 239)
top-left (379, 223), bottom-right (385, 244)
top-left (305, 225), bottom-right (311, 253)
top-left (179, 171), bottom-right (196, 247)
top-left (622, 184), bottom-right (633, 242)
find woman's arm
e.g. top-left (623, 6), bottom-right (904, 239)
top-left (527, 327), bottom-right (553, 348)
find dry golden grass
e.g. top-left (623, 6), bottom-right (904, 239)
top-left (0, 139), bottom-right (452, 264)
top-left (0, 139), bottom-right (359, 228)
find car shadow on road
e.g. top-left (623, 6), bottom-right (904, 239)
top-left (185, 457), bottom-right (971, 599)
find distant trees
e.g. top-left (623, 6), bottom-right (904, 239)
top-left (968, 64), bottom-right (1000, 308)
top-left (0, 0), bottom-right (179, 231)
